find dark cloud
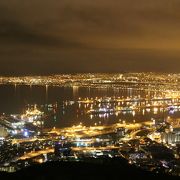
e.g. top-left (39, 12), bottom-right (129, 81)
top-left (0, 19), bottom-right (85, 48)
top-left (0, 0), bottom-right (180, 74)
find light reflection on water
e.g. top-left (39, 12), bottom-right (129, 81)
top-left (0, 84), bottom-right (179, 128)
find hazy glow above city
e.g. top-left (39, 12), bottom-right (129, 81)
top-left (1, 1), bottom-right (180, 74)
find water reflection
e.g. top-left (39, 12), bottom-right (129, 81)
top-left (0, 85), bottom-right (180, 128)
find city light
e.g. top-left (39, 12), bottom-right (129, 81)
top-left (0, 73), bottom-right (179, 176)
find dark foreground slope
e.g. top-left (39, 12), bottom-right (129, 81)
top-left (0, 158), bottom-right (179, 180)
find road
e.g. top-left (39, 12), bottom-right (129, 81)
top-left (18, 148), bottom-right (54, 160)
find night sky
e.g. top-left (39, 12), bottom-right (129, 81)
top-left (1, 0), bottom-right (180, 75)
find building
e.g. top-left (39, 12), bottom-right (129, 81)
top-left (161, 128), bottom-right (180, 144)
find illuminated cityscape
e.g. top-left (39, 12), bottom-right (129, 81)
top-left (1, 1), bottom-right (180, 179)
top-left (0, 73), bottom-right (179, 177)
